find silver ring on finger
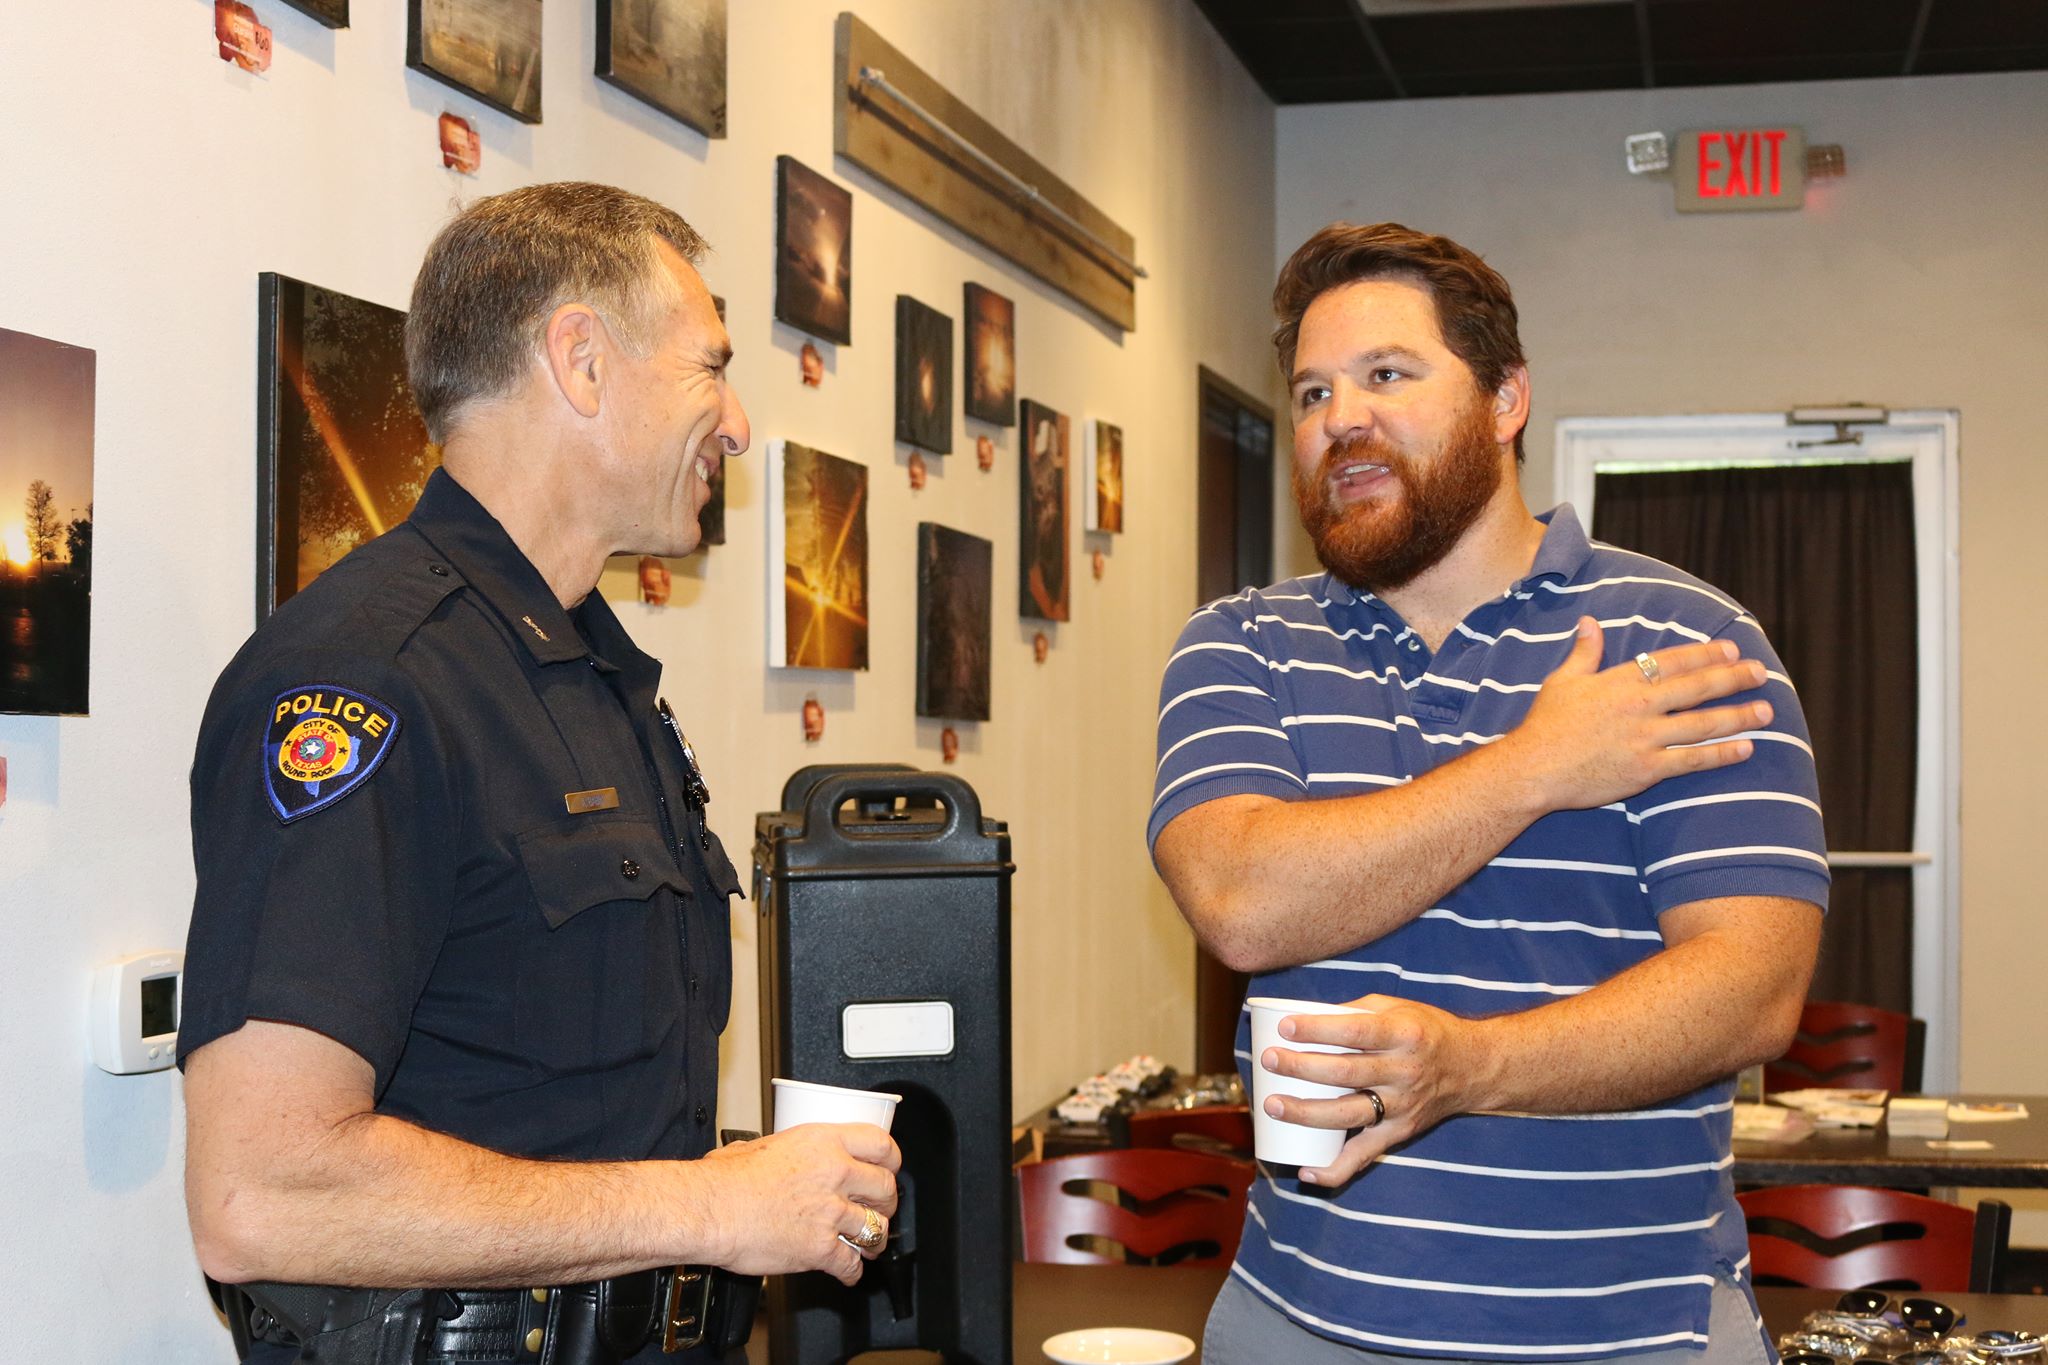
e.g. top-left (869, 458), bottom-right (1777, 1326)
top-left (847, 1205), bottom-right (886, 1251)
top-left (1634, 652), bottom-right (1661, 684)
top-left (1362, 1087), bottom-right (1386, 1128)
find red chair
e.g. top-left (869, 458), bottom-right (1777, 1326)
top-left (1765, 1001), bottom-right (1926, 1094)
top-left (1738, 1185), bottom-right (2011, 1292)
top-left (1017, 1148), bottom-right (1255, 1267)
top-left (1127, 1104), bottom-right (1254, 1159)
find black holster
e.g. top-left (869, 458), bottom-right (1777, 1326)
top-left (226, 1281), bottom-right (443, 1364)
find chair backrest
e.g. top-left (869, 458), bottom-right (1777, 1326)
top-left (1126, 1105), bottom-right (1254, 1158)
top-left (1016, 1148), bottom-right (1255, 1267)
top-left (1737, 1184), bottom-right (2010, 1293)
top-left (1765, 1000), bottom-right (1925, 1094)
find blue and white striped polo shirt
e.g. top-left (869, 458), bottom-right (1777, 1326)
top-left (1148, 504), bottom-right (1829, 1359)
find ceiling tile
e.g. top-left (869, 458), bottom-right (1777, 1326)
top-left (1401, 63), bottom-right (1646, 96)
top-left (1647, 0), bottom-right (1922, 63)
top-left (1913, 43), bottom-right (2048, 74)
top-left (1373, 4), bottom-right (1640, 74)
top-left (1655, 53), bottom-right (1913, 87)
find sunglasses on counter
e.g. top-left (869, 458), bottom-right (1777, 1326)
top-left (1835, 1291), bottom-right (1962, 1338)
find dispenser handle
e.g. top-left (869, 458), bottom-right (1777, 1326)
top-left (799, 771), bottom-right (982, 846)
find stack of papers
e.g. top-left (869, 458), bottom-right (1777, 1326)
top-left (1888, 1096), bottom-right (1950, 1137)
top-left (1949, 1101), bottom-right (2029, 1123)
top-left (1771, 1088), bottom-right (1888, 1127)
top-left (1733, 1103), bottom-right (1816, 1143)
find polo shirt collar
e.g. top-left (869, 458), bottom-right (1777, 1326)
top-left (406, 468), bottom-right (590, 666)
top-left (1524, 502), bottom-right (1594, 586)
top-left (1310, 500), bottom-right (1595, 606)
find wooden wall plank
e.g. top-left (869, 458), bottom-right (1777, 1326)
top-left (833, 12), bottom-right (1139, 333)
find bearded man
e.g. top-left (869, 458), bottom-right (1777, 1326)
top-left (1150, 223), bottom-right (1827, 1363)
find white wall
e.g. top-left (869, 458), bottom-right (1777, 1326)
top-left (0, 2), bottom-right (1275, 1356)
top-left (1278, 69), bottom-right (2048, 1238)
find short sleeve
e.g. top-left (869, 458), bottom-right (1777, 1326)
top-left (178, 648), bottom-right (458, 1093)
top-left (1627, 614), bottom-right (1832, 916)
top-left (1148, 599), bottom-right (1309, 853)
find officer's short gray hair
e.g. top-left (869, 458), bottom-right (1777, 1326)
top-left (405, 181), bottom-right (708, 443)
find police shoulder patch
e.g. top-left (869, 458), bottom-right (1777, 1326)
top-left (264, 684), bottom-right (402, 823)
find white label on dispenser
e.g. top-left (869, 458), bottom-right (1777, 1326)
top-left (841, 1001), bottom-right (955, 1059)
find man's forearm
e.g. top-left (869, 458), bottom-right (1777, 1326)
top-left (1459, 899), bottom-right (1823, 1117)
top-left (1154, 628), bottom-right (1773, 974)
top-left (191, 1107), bottom-right (722, 1288)
top-left (1160, 736), bottom-right (1549, 973)
top-left (1266, 896), bottom-right (1822, 1186)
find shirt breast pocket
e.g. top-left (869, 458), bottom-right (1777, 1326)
top-left (513, 816), bottom-right (687, 1077)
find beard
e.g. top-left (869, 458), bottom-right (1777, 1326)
top-left (1293, 394), bottom-right (1505, 593)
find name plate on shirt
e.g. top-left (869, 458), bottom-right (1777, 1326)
top-left (563, 787), bottom-right (620, 814)
top-left (841, 1001), bottom-right (955, 1059)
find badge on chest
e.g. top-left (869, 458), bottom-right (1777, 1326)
top-left (264, 684), bottom-right (401, 823)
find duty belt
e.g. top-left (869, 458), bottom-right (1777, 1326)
top-left (232, 1264), bottom-right (753, 1364)
top-left (427, 1265), bottom-right (714, 1360)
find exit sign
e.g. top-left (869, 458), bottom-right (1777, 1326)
top-left (1673, 126), bottom-right (1806, 213)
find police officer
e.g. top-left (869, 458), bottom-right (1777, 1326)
top-left (179, 183), bottom-right (899, 1363)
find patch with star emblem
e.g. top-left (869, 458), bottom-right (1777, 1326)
top-left (263, 684), bottom-right (401, 823)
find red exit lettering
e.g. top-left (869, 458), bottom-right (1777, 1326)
top-left (1696, 129), bottom-right (1788, 198)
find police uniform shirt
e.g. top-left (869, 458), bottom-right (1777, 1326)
top-left (180, 468), bottom-right (739, 1162)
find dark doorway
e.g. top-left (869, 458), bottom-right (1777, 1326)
top-left (1592, 460), bottom-right (1918, 1014)
top-left (1191, 367), bottom-right (1276, 1075)
top-left (1196, 367), bottom-right (1275, 608)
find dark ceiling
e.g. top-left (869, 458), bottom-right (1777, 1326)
top-left (1189, 0), bottom-right (2048, 104)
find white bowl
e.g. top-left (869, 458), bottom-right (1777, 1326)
top-left (1041, 1326), bottom-right (1196, 1364)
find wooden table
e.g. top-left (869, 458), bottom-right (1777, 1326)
top-left (1735, 1095), bottom-right (2048, 1188)
top-left (741, 1265), bottom-right (2048, 1361)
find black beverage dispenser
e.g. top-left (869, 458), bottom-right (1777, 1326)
top-left (754, 765), bottom-right (1015, 1364)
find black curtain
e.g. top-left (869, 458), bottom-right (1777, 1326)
top-left (1591, 461), bottom-right (1918, 1013)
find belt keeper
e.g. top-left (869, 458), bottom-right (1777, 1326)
top-left (662, 1266), bottom-right (711, 1353)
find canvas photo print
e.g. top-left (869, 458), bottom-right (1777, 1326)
top-left (917, 522), bottom-right (991, 722)
top-left (1085, 418), bottom-right (1123, 533)
top-left (596, 0), bottom-right (726, 137)
top-left (767, 440), bottom-right (868, 671)
top-left (0, 327), bottom-right (95, 716)
top-left (774, 157), bottom-right (852, 345)
top-left (963, 282), bottom-right (1015, 426)
top-left (259, 274), bottom-right (438, 616)
top-left (279, 0), bottom-right (348, 26)
top-left (895, 295), bottom-right (952, 455)
top-left (409, 0), bottom-right (543, 123)
top-left (1019, 399), bottom-right (1070, 622)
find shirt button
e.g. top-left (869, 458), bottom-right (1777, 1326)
top-left (620, 859), bottom-right (641, 880)
top-left (688, 975), bottom-right (700, 995)
top-left (427, 562), bottom-right (449, 577)
top-left (694, 1105), bottom-right (709, 1125)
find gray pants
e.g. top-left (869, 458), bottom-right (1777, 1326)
top-left (1201, 1268), bottom-right (1776, 1365)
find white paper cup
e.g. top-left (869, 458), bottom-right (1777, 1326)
top-left (1247, 997), bottom-right (1371, 1166)
top-left (770, 1077), bottom-right (903, 1134)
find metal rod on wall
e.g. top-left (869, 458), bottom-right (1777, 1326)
top-left (855, 65), bottom-right (1149, 281)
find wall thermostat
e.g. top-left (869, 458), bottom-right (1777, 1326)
top-left (90, 951), bottom-right (184, 1075)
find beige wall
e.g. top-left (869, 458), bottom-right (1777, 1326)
top-left (0, 3), bottom-right (1273, 1356)
top-left (1278, 68), bottom-right (2048, 1236)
